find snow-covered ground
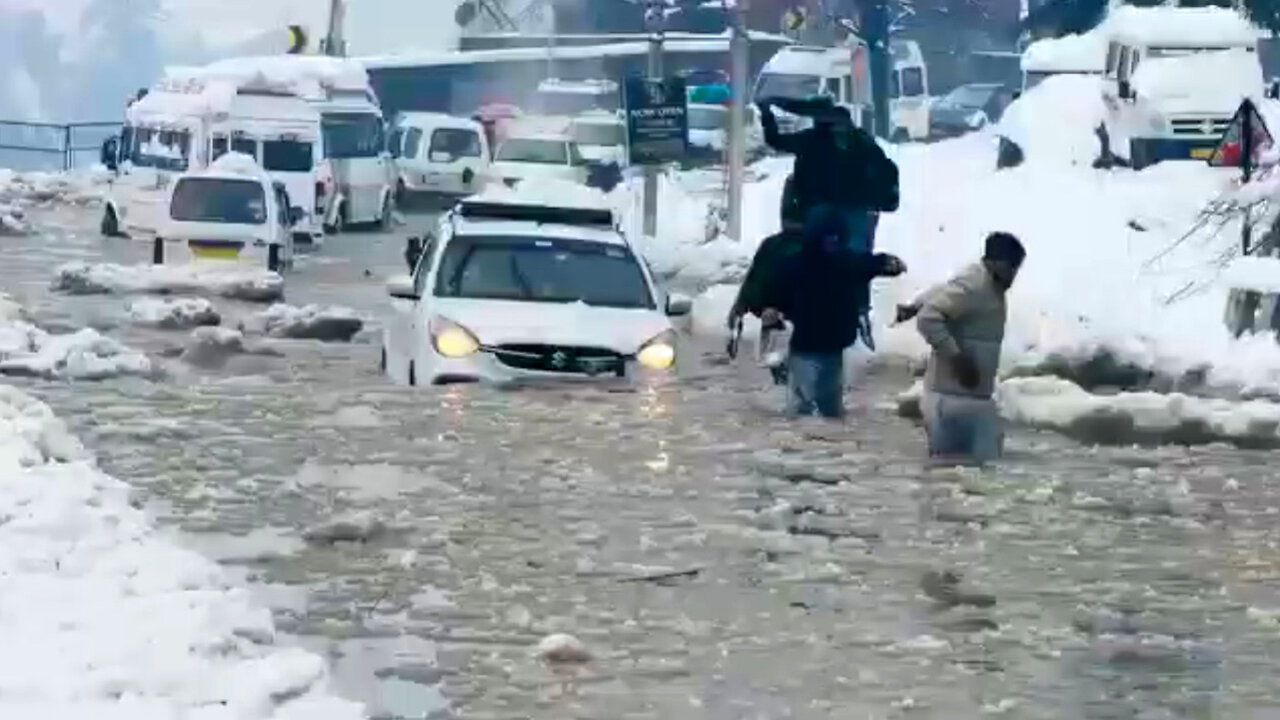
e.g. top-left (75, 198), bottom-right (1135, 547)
top-left (0, 382), bottom-right (364, 719)
top-left (657, 75), bottom-right (1280, 399)
top-left (241, 304), bottom-right (365, 343)
top-left (0, 167), bottom-right (108, 235)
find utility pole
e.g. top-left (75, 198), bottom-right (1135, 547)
top-left (643, 0), bottom-right (665, 238)
top-left (862, 0), bottom-right (890, 137)
top-left (1242, 97), bottom-right (1256, 256)
top-left (323, 0), bottom-right (347, 57)
top-left (727, 0), bottom-right (750, 241)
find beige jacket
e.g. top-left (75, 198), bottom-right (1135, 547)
top-left (915, 263), bottom-right (1008, 399)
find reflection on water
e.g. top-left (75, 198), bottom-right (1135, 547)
top-left (5, 205), bottom-right (1280, 718)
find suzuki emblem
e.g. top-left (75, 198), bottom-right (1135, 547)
top-left (550, 351), bottom-right (569, 368)
top-left (1203, 119), bottom-right (1215, 135)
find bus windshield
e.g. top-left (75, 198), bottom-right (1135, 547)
top-left (754, 73), bottom-right (821, 101)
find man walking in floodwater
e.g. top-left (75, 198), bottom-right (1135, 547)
top-left (915, 232), bottom-right (1026, 461)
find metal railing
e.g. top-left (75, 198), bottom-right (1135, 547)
top-left (0, 120), bottom-right (119, 172)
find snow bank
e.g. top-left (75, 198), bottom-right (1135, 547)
top-left (127, 297), bottom-right (222, 330)
top-left (997, 74), bottom-right (1107, 167)
top-left (243, 304), bottom-right (364, 342)
top-left (1021, 31), bottom-right (1106, 74)
top-left (54, 262), bottom-right (285, 303)
top-left (0, 168), bottom-right (108, 235)
top-left (0, 294), bottom-right (153, 380)
top-left (897, 376), bottom-right (1280, 448)
top-left (0, 384), bottom-right (364, 719)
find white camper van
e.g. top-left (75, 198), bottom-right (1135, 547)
top-left (753, 43), bottom-right (873, 131)
top-left (889, 39), bottom-right (930, 141)
top-left (192, 57), bottom-right (396, 233)
top-left (101, 74), bottom-right (324, 245)
top-left (1099, 6), bottom-right (1263, 169)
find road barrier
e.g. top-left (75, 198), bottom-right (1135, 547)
top-left (0, 120), bottom-right (118, 171)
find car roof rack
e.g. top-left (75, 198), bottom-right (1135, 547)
top-left (456, 199), bottom-right (615, 229)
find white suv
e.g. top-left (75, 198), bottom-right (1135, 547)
top-left (382, 191), bottom-right (691, 386)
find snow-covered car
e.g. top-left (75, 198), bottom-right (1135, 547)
top-left (685, 103), bottom-right (763, 165)
top-left (490, 133), bottom-right (589, 187)
top-left (382, 190), bottom-right (691, 386)
top-left (929, 83), bottom-right (1018, 139)
top-left (161, 152), bottom-right (298, 272)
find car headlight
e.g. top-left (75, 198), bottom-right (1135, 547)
top-left (968, 111), bottom-right (987, 128)
top-left (430, 317), bottom-right (480, 358)
top-left (636, 330), bottom-right (676, 371)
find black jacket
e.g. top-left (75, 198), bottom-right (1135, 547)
top-left (731, 229), bottom-right (803, 319)
top-left (770, 238), bottom-right (900, 354)
top-left (760, 100), bottom-right (899, 214)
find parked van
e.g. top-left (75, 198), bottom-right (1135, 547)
top-left (193, 57), bottom-right (396, 233)
top-left (889, 39), bottom-right (930, 141)
top-left (533, 78), bottom-right (621, 116)
top-left (390, 112), bottom-right (491, 200)
top-left (100, 73), bottom-right (324, 245)
top-left (1099, 6), bottom-right (1263, 169)
top-left (164, 152), bottom-right (297, 272)
top-left (753, 43), bottom-right (873, 130)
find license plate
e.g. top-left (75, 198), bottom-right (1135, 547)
top-left (1190, 148), bottom-right (1214, 160)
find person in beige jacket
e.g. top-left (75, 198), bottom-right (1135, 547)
top-left (913, 232), bottom-right (1026, 462)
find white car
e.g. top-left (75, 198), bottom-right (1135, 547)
top-left (162, 152), bottom-right (298, 271)
top-left (390, 112), bottom-right (492, 200)
top-left (490, 134), bottom-right (589, 187)
top-left (382, 192), bottom-right (691, 386)
top-left (570, 112), bottom-right (628, 168)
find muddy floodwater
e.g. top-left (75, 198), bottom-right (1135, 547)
top-left (6, 204), bottom-right (1280, 719)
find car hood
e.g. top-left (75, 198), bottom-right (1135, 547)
top-left (431, 298), bottom-right (671, 353)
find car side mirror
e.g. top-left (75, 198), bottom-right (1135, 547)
top-left (387, 274), bottom-right (418, 300)
top-left (101, 136), bottom-right (119, 171)
top-left (666, 293), bottom-right (693, 317)
top-left (404, 235), bottom-right (424, 273)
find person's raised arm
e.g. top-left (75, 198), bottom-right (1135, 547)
top-left (757, 100), bottom-right (803, 154)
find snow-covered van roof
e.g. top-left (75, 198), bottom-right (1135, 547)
top-left (394, 112), bottom-right (482, 132)
top-left (762, 45), bottom-right (851, 75)
top-left (167, 56), bottom-right (373, 104)
top-left (180, 152), bottom-right (272, 184)
top-left (1103, 6), bottom-right (1260, 48)
top-left (1022, 31), bottom-right (1107, 73)
top-left (126, 79), bottom-right (322, 131)
top-left (537, 78), bottom-right (619, 95)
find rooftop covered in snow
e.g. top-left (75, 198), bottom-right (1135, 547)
top-left (1102, 6), bottom-right (1261, 48)
top-left (1022, 30), bottom-right (1107, 72)
top-left (166, 56), bottom-right (373, 103)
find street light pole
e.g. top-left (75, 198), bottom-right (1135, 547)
top-left (643, 0), bottom-right (664, 238)
top-left (324, 0), bottom-right (347, 57)
top-left (727, 1), bottom-right (750, 242)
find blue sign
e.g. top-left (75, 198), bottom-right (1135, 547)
top-left (624, 76), bottom-right (689, 166)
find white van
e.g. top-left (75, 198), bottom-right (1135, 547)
top-left (390, 112), bottom-right (491, 199)
top-left (1099, 6), bottom-right (1263, 169)
top-left (101, 74), bottom-right (324, 246)
top-left (193, 57), bottom-right (396, 233)
top-left (889, 39), bottom-right (930, 141)
top-left (1021, 29), bottom-right (1107, 91)
top-left (753, 43), bottom-right (873, 131)
top-left (491, 133), bottom-right (589, 187)
top-left (163, 152), bottom-right (297, 272)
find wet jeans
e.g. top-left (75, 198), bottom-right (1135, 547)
top-left (923, 391), bottom-right (1003, 463)
top-left (787, 352), bottom-right (845, 418)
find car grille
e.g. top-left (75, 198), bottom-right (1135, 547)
top-left (492, 344), bottom-right (625, 375)
top-left (1170, 117), bottom-right (1232, 137)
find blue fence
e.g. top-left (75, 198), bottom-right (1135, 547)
top-left (0, 120), bottom-right (119, 172)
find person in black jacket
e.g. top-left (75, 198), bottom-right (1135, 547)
top-left (757, 96), bottom-right (899, 254)
top-left (768, 206), bottom-right (906, 418)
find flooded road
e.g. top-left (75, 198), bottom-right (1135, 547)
top-left (6, 203), bottom-right (1280, 719)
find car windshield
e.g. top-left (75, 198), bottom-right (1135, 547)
top-left (688, 105), bottom-right (727, 131)
top-left (754, 73), bottom-right (821, 101)
top-left (572, 121), bottom-right (624, 147)
top-left (496, 138), bottom-right (569, 165)
top-left (170, 178), bottom-right (267, 225)
top-left (943, 85), bottom-right (998, 108)
top-left (435, 235), bottom-right (655, 309)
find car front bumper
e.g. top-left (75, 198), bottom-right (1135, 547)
top-left (425, 344), bottom-right (677, 386)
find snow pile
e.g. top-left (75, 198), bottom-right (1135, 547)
top-left (205, 151), bottom-right (269, 179)
top-left (0, 294), bottom-right (153, 380)
top-left (180, 327), bottom-right (249, 369)
top-left (997, 74), bottom-right (1107, 167)
top-left (0, 169), bottom-right (109, 235)
top-left (1102, 5), bottom-right (1261, 47)
top-left (54, 262), bottom-right (285, 303)
top-left (1021, 30), bottom-right (1106, 74)
top-left (243, 304), bottom-right (364, 342)
top-left (898, 376), bottom-right (1280, 447)
top-left (0, 384), bottom-right (364, 719)
top-left (999, 376), bottom-right (1280, 448)
top-left (127, 297), bottom-right (222, 330)
top-left (0, 203), bottom-right (28, 236)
